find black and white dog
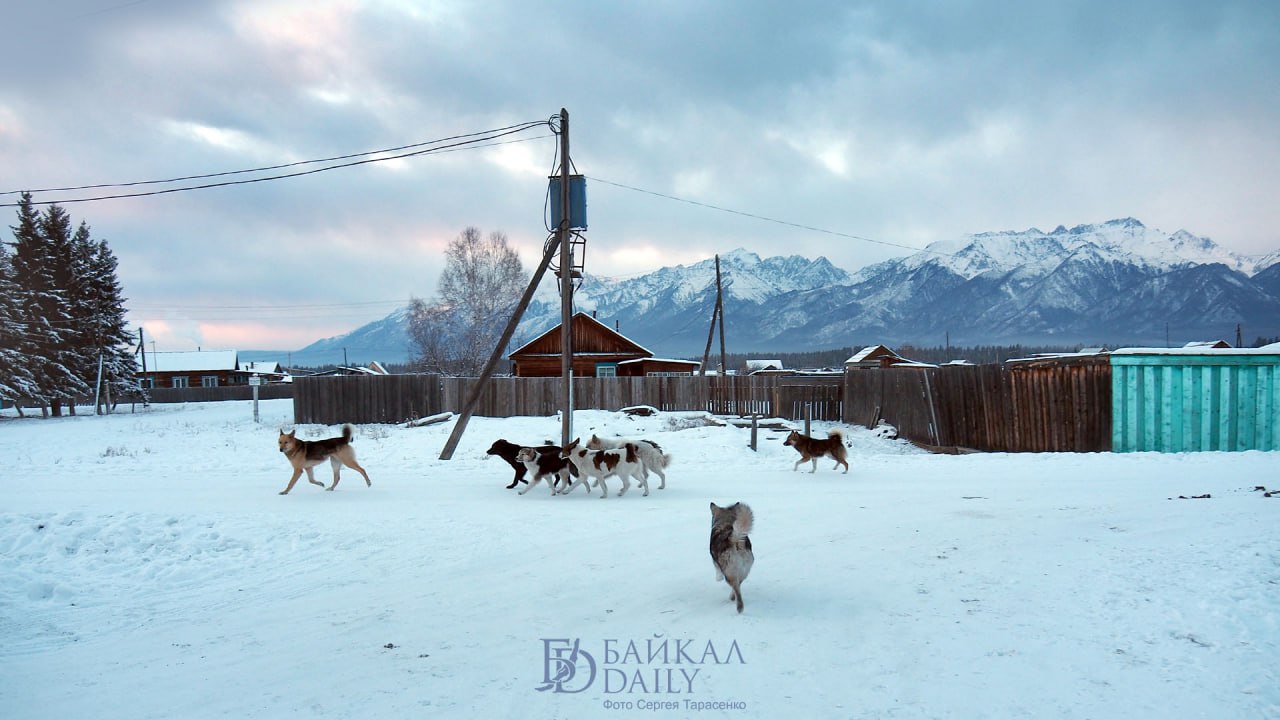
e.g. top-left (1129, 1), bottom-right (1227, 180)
top-left (514, 446), bottom-right (579, 495)
top-left (486, 439), bottom-right (564, 489)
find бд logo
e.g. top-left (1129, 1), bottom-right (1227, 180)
top-left (535, 635), bottom-right (746, 698)
top-left (536, 638), bottom-right (597, 694)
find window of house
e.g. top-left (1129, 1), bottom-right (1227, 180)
top-left (139, 377), bottom-right (154, 389)
top-left (201, 376), bottom-right (219, 388)
top-left (596, 363), bottom-right (617, 377)
top-left (172, 376), bottom-right (189, 388)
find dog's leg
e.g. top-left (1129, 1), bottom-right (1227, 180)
top-left (596, 475), bottom-right (609, 499)
top-left (616, 472), bottom-right (630, 497)
top-left (345, 457), bottom-right (372, 487)
top-left (280, 467), bottom-right (304, 495)
top-left (810, 457), bottom-right (818, 474)
top-left (728, 576), bottom-right (745, 613)
top-left (506, 468), bottom-right (522, 489)
top-left (792, 458), bottom-right (804, 472)
top-left (634, 470), bottom-right (649, 497)
top-left (652, 464), bottom-right (666, 490)
top-left (518, 473), bottom-right (541, 495)
top-left (326, 456), bottom-right (343, 491)
top-left (836, 459), bottom-right (849, 474)
top-left (306, 466), bottom-right (324, 488)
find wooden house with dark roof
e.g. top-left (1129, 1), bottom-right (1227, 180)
top-left (510, 312), bottom-right (685, 377)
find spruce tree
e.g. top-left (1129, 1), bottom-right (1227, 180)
top-left (37, 203), bottom-right (90, 414)
top-left (86, 237), bottom-right (138, 411)
top-left (0, 240), bottom-right (38, 405)
top-left (9, 193), bottom-right (73, 415)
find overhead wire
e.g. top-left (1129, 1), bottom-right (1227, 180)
top-left (584, 175), bottom-right (950, 258)
top-left (2, 120), bottom-right (552, 206)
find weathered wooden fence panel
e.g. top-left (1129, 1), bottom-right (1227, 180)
top-left (293, 374), bottom-right (850, 423)
top-left (144, 384), bottom-right (294, 404)
top-left (293, 366), bottom-right (1114, 452)
top-left (294, 375), bottom-right (442, 425)
top-left (778, 376), bottom-right (844, 421)
top-left (844, 359), bottom-right (1111, 452)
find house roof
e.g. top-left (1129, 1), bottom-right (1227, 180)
top-left (509, 312), bottom-right (652, 357)
top-left (746, 359), bottom-right (783, 371)
top-left (140, 350), bottom-right (239, 372)
top-left (845, 345), bottom-right (904, 364)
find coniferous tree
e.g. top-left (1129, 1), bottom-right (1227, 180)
top-left (37, 203), bottom-right (90, 414)
top-left (85, 236), bottom-right (139, 410)
top-left (0, 240), bottom-right (38, 405)
top-left (9, 194), bottom-right (75, 415)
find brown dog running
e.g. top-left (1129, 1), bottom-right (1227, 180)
top-left (783, 429), bottom-right (849, 474)
top-left (277, 425), bottom-right (372, 494)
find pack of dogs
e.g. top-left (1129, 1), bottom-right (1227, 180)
top-left (278, 422), bottom-right (853, 614)
top-left (486, 434), bottom-right (672, 499)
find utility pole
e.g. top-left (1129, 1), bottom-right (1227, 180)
top-left (438, 108), bottom-right (577, 460)
top-left (699, 255), bottom-right (728, 376)
top-left (715, 255), bottom-right (727, 376)
top-left (557, 108), bottom-right (574, 447)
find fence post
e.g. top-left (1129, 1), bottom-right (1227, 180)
top-left (804, 402), bottom-right (812, 436)
top-left (923, 370), bottom-right (941, 446)
top-left (750, 414), bottom-right (759, 451)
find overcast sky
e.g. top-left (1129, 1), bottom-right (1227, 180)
top-left (3, 0), bottom-right (1278, 352)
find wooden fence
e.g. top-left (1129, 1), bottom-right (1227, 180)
top-left (843, 357), bottom-right (1112, 452)
top-left (293, 375), bottom-right (442, 425)
top-left (294, 374), bottom-right (843, 425)
top-left (144, 384), bottom-right (295, 404)
top-left (293, 363), bottom-right (1110, 452)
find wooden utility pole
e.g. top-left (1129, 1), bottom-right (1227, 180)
top-left (715, 255), bottom-right (727, 376)
top-left (699, 254), bottom-right (728, 376)
top-left (700, 259), bottom-right (718, 376)
top-left (557, 108), bottom-right (574, 447)
top-left (438, 108), bottom-right (577, 460)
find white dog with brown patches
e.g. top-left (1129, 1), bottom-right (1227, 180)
top-left (561, 438), bottom-right (649, 498)
top-left (586, 434), bottom-right (672, 489)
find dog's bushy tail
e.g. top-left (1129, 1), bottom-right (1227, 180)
top-left (828, 428), bottom-right (845, 444)
top-left (342, 424), bottom-right (355, 442)
top-left (732, 503), bottom-right (754, 538)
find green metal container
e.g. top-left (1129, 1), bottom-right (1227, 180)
top-left (1111, 349), bottom-right (1280, 452)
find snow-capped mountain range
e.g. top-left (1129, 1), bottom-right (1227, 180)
top-left (280, 218), bottom-right (1280, 364)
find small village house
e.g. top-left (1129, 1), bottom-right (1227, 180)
top-left (136, 350), bottom-right (247, 389)
top-left (509, 312), bottom-right (699, 377)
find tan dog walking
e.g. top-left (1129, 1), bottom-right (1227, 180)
top-left (277, 425), bottom-right (372, 494)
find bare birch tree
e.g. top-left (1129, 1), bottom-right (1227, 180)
top-left (408, 227), bottom-right (526, 376)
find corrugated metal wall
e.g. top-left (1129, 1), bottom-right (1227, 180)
top-left (1111, 354), bottom-right (1280, 452)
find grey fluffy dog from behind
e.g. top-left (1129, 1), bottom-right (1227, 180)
top-left (709, 502), bottom-right (754, 613)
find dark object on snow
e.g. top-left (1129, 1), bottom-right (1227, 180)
top-left (1174, 494), bottom-right (1212, 500)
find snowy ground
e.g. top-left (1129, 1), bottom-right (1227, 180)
top-left (1, 399), bottom-right (1277, 719)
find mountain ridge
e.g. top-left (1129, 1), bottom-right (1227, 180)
top-left (258, 219), bottom-right (1279, 365)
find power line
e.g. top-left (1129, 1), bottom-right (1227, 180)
top-left (2, 121), bottom-right (552, 207)
top-left (585, 175), bottom-right (948, 257)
